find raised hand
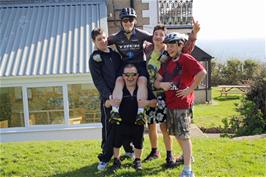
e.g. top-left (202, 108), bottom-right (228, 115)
top-left (192, 17), bottom-right (200, 35)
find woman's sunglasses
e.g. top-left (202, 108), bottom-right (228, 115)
top-left (123, 73), bottom-right (138, 77)
top-left (122, 17), bottom-right (134, 23)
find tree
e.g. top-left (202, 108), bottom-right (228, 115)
top-left (224, 58), bottom-right (242, 84)
top-left (211, 59), bottom-right (265, 86)
top-left (242, 59), bottom-right (260, 81)
top-left (211, 59), bottom-right (226, 86)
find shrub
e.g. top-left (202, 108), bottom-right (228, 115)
top-left (222, 77), bottom-right (266, 136)
top-left (211, 59), bottom-right (263, 86)
top-left (246, 77), bottom-right (266, 118)
top-left (235, 99), bottom-right (265, 136)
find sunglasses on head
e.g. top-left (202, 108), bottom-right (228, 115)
top-left (122, 17), bottom-right (134, 23)
top-left (123, 73), bottom-right (138, 77)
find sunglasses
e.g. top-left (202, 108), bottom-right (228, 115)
top-left (122, 18), bottom-right (134, 23)
top-left (123, 73), bottom-right (138, 77)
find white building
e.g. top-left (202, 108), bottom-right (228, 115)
top-left (0, 0), bottom-right (108, 142)
top-left (1, 0), bottom-right (213, 142)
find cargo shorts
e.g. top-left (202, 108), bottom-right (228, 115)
top-left (166, 109), bottom-right (192, 139)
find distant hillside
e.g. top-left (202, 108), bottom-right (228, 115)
top-left (197, 38), bottom-right (265, 62)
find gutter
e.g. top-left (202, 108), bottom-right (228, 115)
top-left (130, 0), bottom-right (135, 9)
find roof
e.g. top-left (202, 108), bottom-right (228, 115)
top-left (191, 46), bottom-right (213, 61)
top-left (0, 0), bottom-right (107, 77)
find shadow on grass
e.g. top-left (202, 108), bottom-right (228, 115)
top-left (48, 163), bottom-right (102, 177)
top-left (102, 162), bottom-right (180, 177)
top-left (48, 161), bottom-right (179, 177)
top-left (214, 95), bottom-right (241, 101)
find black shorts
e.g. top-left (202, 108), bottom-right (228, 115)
top-left (114, 124), bottom-right (144, 149)
top-left (117, 62), bottom-right (149, 78)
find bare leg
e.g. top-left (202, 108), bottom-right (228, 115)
top-left (144, 123), bottom-right (160, 161)
top-left (134, 148), bottom-right (142, 159)
top-left (148, 123), bottom-right (158, 148)
top-left (112, 76), bottom-right (124, 108)
top-left (135, 76), bottom-right (148, 125)
top-left (159, 122), bottom-right (172, 151)
top-left (134, 148), bottom-right (143, 170)
top-left (113, 147), bottom-right (120, 159)
top-left (177, 138), bottom-right (184, 156)
top-left (112, 147), bottom-right (121, 171)
top-left (160, 122), bottom-right (175, 167)
top-left (137, 76), bottom-right (148, 108)
top-left (176, 137), bottom-right (192, 167)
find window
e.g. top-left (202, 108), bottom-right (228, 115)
top-left (1, 84), bottom-right (101, 128)
top-left (68, 84), bottom-right (100, 124)
top-left (158, 0), bottom-right (193, 26)
top-left (0, 87), bottom-right (24, 128)
top-left (27, 87), bottom-right (64, 125)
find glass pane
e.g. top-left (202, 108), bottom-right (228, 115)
top-left (68, 84), bottom-right (100, 124)
top-left (28, 87), bottom-right (64, 125)
top-left (0, 87), bottom-right (24, 128)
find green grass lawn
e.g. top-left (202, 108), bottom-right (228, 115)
top-left (1, 137), bottom-right (266, 177)
top-left (193, 87), bottom-right (242, 128)
top-left (1, 87), bottom-right (264, 177)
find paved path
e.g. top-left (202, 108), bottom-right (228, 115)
top-left (87, 124), bottom-right (207, 140)
top-left (190, 124), bottom-right (207, 138)
top-left (144, 124), bottom-right (207, 138)
top-left (233, 134), bottom-right (266, 140)
top-left (89, 125), bottom-right (266, 140)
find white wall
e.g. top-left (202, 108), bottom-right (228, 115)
top-left (142, 0), bottom-right (158, 33)
top-left (194, 89), bottom-right (212, 104)
top-left (1, 124), bottom-right (102, 142)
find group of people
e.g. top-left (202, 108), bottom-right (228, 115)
top-left (89, 7), bottom-right (206, 177)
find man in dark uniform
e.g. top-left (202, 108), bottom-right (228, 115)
top-left (105, 64), bottom-right (157, 172)
top-left (89, 28), bottom-right (134, 171)
top-left (108, 7), bottom-right (153, 126)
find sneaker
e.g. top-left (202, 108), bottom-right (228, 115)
top-left (176, 154), bottom-right (195, 165)
top-left (97, 161), bottom-right (108, 171)
top-left (165, 157), bottom-right (178, 168)
top-left (110, 111), bottom-right (122, 125)
top-left (135, 112), bottom-right (146, 125)
top-left (110, 158), bottom-right (121, 172)
top-left (143, 151), bottom-right (160, 162)
top-left (133, 159), bottom-right (142, 170)
top-left (179, 170), bottom-right (195, 177)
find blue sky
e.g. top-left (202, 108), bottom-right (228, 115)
top-left (193, 0), bottom-right (266, 39)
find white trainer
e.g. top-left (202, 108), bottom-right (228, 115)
top-left (97, 161), bottom-right (108, 171)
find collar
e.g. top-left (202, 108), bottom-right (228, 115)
top-left (122, 27), bottom-right (136, 36)
top-left (94, 47), bottom-right (112, 54)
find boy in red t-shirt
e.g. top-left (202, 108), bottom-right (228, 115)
top-left (155, 32), bottom-right (206, 177)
